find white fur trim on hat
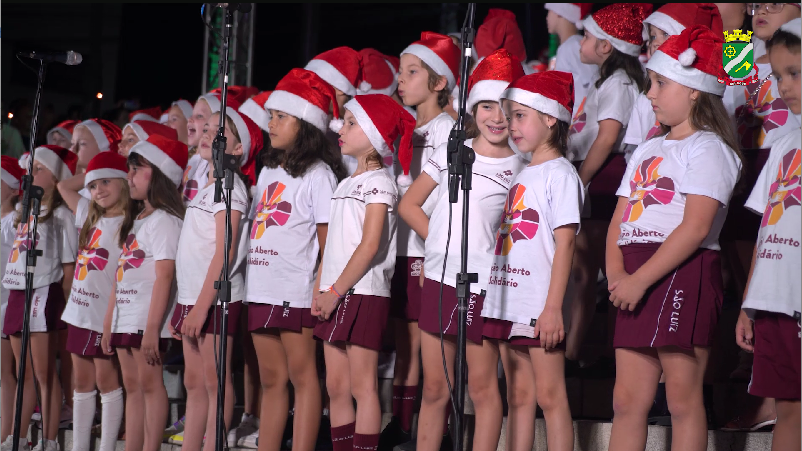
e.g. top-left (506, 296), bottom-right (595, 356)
top-left (225, 106), bottom-right (251, 167)
top-left (130, 112), bottom-right (159, 123)
top-left (159, 112), bottom-right (169, 124)
top-left (129, 140), bottom-right (183, 186)
top-left (265, 90), bottom-right (329, 132)
top-left (199, 94), bottom-right (221, 113)
top-left (239, 98), bottom-right (271, 132)
top-left (501, 87), bottom-right (572, 122)
top-left (466, 80), bottom-right (511, 114)
top-left (646, 50), bottom-right (726, 96)
top-left (545, 3), bottom-right (584, 29)
top-left (173, 100), bottom-right (194, 120)
top-left (582, 16), bottom-right (643, 57)
top-left (124, 123), bottom-right (148, 141)
top-left (34, 146), bottom-right (73, 181)
top-left (84, 168), bottom-right (128, 187)
top-left (329, 118), bottom-right (344, 133)
top-left (19, 154), bottom-right (30, 171)
top-left (1, 169), bottom-right (20, 190)
top-left (642, 11), bottom-right (685, 41)
top-left (47, 127), bottom-right (72, 143)
top-left (77, 120), bottom-right (110, 151)
top-left (401, 43), bottom-right (456, 89)
top-left (781, 18), bottom-right (802, 39)
top-left (344, 99), bottom-right (392, 158)
top-left (305, 59), bottom-right (357, 96)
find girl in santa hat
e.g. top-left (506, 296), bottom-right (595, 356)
top-left (56, 152), bottom-right (131, 451)
top-left (71, 119), bottom-right (123, 171)
top-left (2, 146), bottom-right (79, 451)
top-left (564, 3), bottom-right (651, 362)
top-left (100, 135), bottom-right (187, 451)
top-left (397, 49), bottom-right (528, 451)
top-left (313, 94), bottom-right (411, 451)
top-left (164, 100), bottom-right (194, 145)
top-left (606, 26), bottom-right (743, 450)
top-left (47, 120), bottom-right (79, 150)
top-left (169, 103), bottom-right (261, 451)
top-left (118, 120), bottom-right (179, 158)
top-left (545, 4), bottom-right (597, 115)
top-left (241, 68), bottom-right (345, 451)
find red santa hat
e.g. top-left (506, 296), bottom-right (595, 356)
top-left (305, 46), bottom-right (366, 96)
top-left (500, 71), bottom-right (575, 123)
top-left (780, 17), bottom-right (802, 39)
top-left (223, 105), bottom-right (264, 186)
top-left (1, 155), bottom-right (24, 191)
top-left (129, 107), bottom-right (162, 123)
top-left (358, 48), bottom-right (399, 96)
top-left (329, 94), bottom-right (416, 186)
top-left (402, 32), bottom-right (461, 89)
top-left (199, 86), bottom-right (248, 113)
top-left (459, 49), bottom-right (526, 114)
top-left (46, 120), bottom-right (79, 145)
top-left (129, 135), bottom-right (188, 187)
top-left (265, 68), bottom-right (339, 133)
top-left (646, 25), bottom-right (726, 96)
top-left (582, 3), bottom-right (653, 57)
top-left (123, 120), bottom-right (179, 142)
top-left (643, 3), bottom-right (723, 41)
top-left (385, 55), bottom-right (400, 73)
top-left (239, 90), bottom-right (273, 132)
top-left (75, 119), bottom-right (123, 154)
top-left (544, 4), bottom-right (593, 29)
top-left (84, 151), bottom-right (128, 187)
top-left (476, 9), bottom-right (528, 62)
top-left (33, 145), bottom-right (78, 181)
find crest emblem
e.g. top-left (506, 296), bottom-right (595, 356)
top-left (719, 30), bottom-right (759, 86)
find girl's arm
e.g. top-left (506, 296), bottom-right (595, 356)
top-left (735, 245), bottom-right (759, 352)
top-left (534, 224), bottom-right (577, 349)
top-left (56, 172), bottom-right (86, 215)
top-left (578, 119), bottom-right (622, 187)
top-left (61, 264), bottom-right (75, 301)
top-left (605, 197), bottom-right (630, 287)
top-left (314, 203), bottom-right (388, 320)
top-left (609, 194), bottom-right (720, 310)
top-left (101, 277), bottom-right (118, 354)
top-left (312, 224), bottom-right (328, 296)
top-left (398, 173), bottom-right (439, 240)
top-left (141, 259), bottom-right (174, 364)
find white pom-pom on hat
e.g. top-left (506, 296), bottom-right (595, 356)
top-left (678, 48), bottom-right (697, 67)
top-left (329, 118), bottom-right (344, 133)
top-left (397, 173), bottom-right (413, 187)
top-left (357, 80), bottom-right (373, 95)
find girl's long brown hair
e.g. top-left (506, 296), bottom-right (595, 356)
top-left (78, 180), bottom-right (131, 250)
top-left (261, 117), bottom-right (347, 181)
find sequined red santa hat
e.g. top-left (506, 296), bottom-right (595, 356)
top-left (162, 99), bottom-right (194, 124)
top-left (239, 90), bottom-right (273, 132)
top-left (544, 4), bottom-right (593, 29)
top-left (223, 105), bottom-right (264, 186)
top-left (458, 49), bottom-right (525, 114)
top-left (582, 3), bottom-right (653, 57)
top-left (329, 94), bottom-right (416, 186)
top-left (402, 32), bottom-right (461, 90)
top-left (123, 120), bottom-right (179, 142)
top-left (305, 46), bottom-right (367, 96)
top-left (1, 155), bottom-right (24, 192)
top-left (476, 9), bottom-right (528, 63)
top-left (129, 106), bottom-right (162, 123)
top-left (74, 119), bottom-right (123, 154)
top-left (646, 25), bottom-right (726, 96)
top-left (265, 68), bottom-right (339, 133)
top-left (358, 48), bottom-right (398, 96)
top-left (33, 145), bottom-right (78, 181)
top-left (643, 3), bottom-right (723, 41)
top-left (500, 71), bottom-right (575, 123)
top-left (84, 151), bottom-right (128, 187)
top-left (199, 86), bottom-right (249, 113)
top-left (47, 120), bottom-right (79, 145)
top-left (129, 135), bottom-right (188, 187)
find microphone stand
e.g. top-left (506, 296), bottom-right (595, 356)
top-left (12, 60), bottom-right (46, 451)
top-left (446, 4), bottom-right (476, 451)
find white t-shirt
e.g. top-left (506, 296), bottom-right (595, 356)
top-left (422, 139), bottom-right (527, 293)
top-left (395, 112), bottom-right (455, 257)
top-left (742, 129), bottom-right (801, 317)
top-left (733, 62), bottom-right (802, 150)
top-left (2, 205), bottom-right (77, 290)
top-left (616, 131), bottom-right (741, 250)
top-left (623, 93), bottom-right (661, 148)
top-left (1, 211), bottom-right (16, 332)
top-left (482, 158), bottom-right (584, 325)
top-left (320, 169), bottom-right (398, 297)
top-left (176, 174), bottom-right (250, 305)
top-left (113, 209), bottom-right (183, 337)
top-left (182, 154), bottom-right (209, 206)
top-left (568, 69), bottom-right (640, 161)
top-left (246, 163), bottom-right (337, 308)
top-left (61, 207), bottom-right (124, 332)
top-left (554, 35), bottom-right (599, 118)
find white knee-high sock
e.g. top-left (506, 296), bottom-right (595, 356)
top-left (99, 388), bottom-right (124, 451)
top-left (72, 390), bottom-right (98, 451)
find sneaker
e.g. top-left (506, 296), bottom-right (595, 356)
top-left (59, 403), bottom-right (73, 430)
top-left (237, 429), bottom-right (259, 449)
top-left (31, 441), bottom-right (59, 451)
top-left (228, 413), bottom-right (260, 448)
top-left (1, 437), bottom-right (31, 451)
top-left (379, 417), bottom-right (412, 451)
top-left (167, 432), bottom-right (184, 445)
top-left (163, 416), bottom-right (186, 441)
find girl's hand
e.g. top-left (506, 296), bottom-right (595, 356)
top-left (101, 331), bottom-right (114, 355)
top-left (180, 307), bottom-right (208, 339)
top-left (168, 322), bottom-right (181, 341)
top-left (141, 329), bottom-right (162, 365)
top-left (609, 274), bottom-right (648, 311)
top-left (735, 310), bottom-right (755, 353)
top-left (606, 270), bottom-right (629, 293)
top-left (313, 291), bottom-right (341, 321)
top-left (311, 294), bottom-right (323, 317)
top-left (533, 307), bottom-right (565, 350)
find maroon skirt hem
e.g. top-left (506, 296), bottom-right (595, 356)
top-left (418, 278), bottom-right (485, 345)
top-left (313, 293), bottom-right (390, 351)
top-left (66, 325), bottom-right (110, 359)
top-left (170, 302), bottom-right (242, 336)
top-left (248, 303), bottom-right (318, 333)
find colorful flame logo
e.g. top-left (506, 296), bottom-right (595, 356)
top-left (250, 181), bottom-right (293, 240)
top-left (74, 227), bottom-right (110, 281)
top-left (762, 148), bottom-right (801, 227)
top-left (116, 233), bottom-right (146, 282)
top-left (494, 184), bottom-right (539, 256)
top-left (8, 221), bottom-right (39, 264)
top-left (622, 156), bottom-right (676, 222)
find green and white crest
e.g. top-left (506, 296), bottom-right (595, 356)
top-left (723, 42), bottom-right (754, 79)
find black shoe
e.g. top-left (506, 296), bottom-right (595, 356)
top-left (379, 417), bottom-right (412, 451)
top-left (439, 432), bottom-right (454, 451)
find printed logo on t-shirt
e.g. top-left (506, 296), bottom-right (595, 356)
top-left (74, 227), bottom-right (110, 281)
top-left (495, 169), bottom-right (514, 185)
top-left (736, 79), bottom-right (790, 149)
top-left (251, 181), bottom-right (292, 240)
top-left (182, 165), bottom-right (199, 203)
top-left (410, 258), bottom-right (422, 277)
top-left (645, 120), bottom-right (661, 140)
top-left (117, 233), bottom-right (146, 282)
top-left (8, 222), bottom-right (38, 264)
top-left (762, 148), bottom-right (801, 227)
top-left (622, 156), bottom-right (676, 222)
top-left (495, 184), bottom-right (539, 256)
top-left (568, 97), bottom-right (587, 137)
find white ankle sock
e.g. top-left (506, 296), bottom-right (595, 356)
top-left (99, 388), bottom-right (124, 451)
top-left (71, 391), bottom-right (97, 451)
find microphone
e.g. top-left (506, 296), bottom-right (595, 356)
top-left (17, 50), bottom-right (82, 66)
top-left (211, 3), bottom-right (252, 13)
